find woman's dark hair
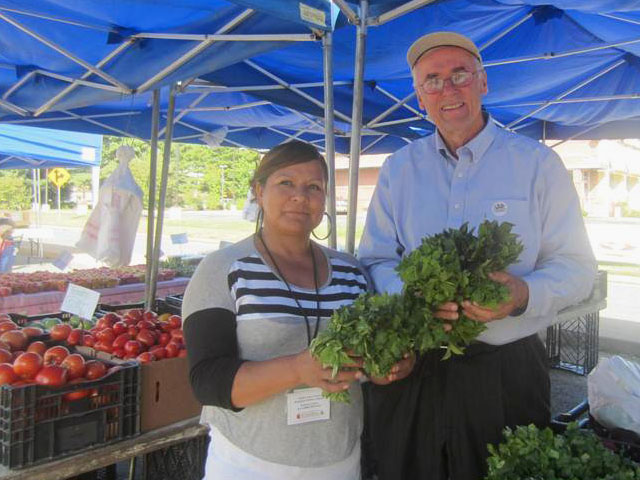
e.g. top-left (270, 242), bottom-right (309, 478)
top-left (250, 140), bottom-right (328, 193)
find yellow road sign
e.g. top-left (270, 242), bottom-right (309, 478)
top-left (48, 168), bottom-right (71, 188)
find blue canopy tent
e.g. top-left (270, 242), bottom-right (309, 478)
top-left (0, 123), bottom-right (101, 169)
top-left (2, 1), bottom-right (640, 259)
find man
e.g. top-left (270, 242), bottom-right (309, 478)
top-left (358, 32), bottom-right (596, 480)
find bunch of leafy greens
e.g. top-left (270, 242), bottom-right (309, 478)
top-left (485, 423), bottom-right (640, 480)
top-left (311, 293), bottom-right (413, 402)
top-left (310, 221), bottom-right (523, 402)
top-left (397, 221), bottom-right (523, 359)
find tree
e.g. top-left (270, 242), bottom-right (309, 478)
top-left (99, 136), bottom-right (259, 210)
top-left (0, 170), bottom-right (31, 210)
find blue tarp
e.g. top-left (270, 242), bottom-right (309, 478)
top-left (1, 1), bottom-right (640, 154)
top-left (0, 124), bottom-right (102, 169)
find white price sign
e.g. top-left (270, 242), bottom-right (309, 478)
top-left (61, 283), bottom-right (100, 320)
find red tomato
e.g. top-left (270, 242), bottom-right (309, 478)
top-left (82, 334), bottom-right (96, 347)
top-left (96, 314), bottom-right (117, 330)
top-left (112, 348), bottom-right (126, 359)
top-left (169, 329), bottom-right (184, 342)
top-left (61, 354), bottom-right (86, 380)
top-left (96, 328), bottom-right (115, 343)
top-left (35, 365), bottom-right (68, 387)
top-left (0, 330), bottom-right (28, 351)
top-left (143, 311), bottom-right (158, 323)
top-left (0, 340), bottom-right (10, 351)
top-left (126, 309), bottom-right (143, 322)
top-left (0, 321), bottom-right (18, 334)
top-left (122, 316), bottom-right (137, 327)
top-left (64, 378), bottom-right (90, 401)
top-left (113, 333), bottom-right (132, 350)
top-left (136, 320), bottom-right (155, 331)
top-left (0, 363), bottom-right (17, 385)
top-left (44, 345), bottom-right (70, 366)
top-left (136, 352), bottom-right (156, 363)
top-left (124, 340), bottom-right (142, 356)
top-left (112, 321), bottom-right (128, 336)
top-left (136, 329), bottom-right (156, 348)
top-left (94, 340), bottom-right (114, 354)
top-left (157, 332), bottom-right (171, 346)
top-left (127, 326), bottom-right (139, 337)
top-left (165, 342), bottom-right (179, 358)
top-left (0, 348), bottom-right (12, 364)
top-left (84, 360), bottom-right (107, 380)
top-left (149, 346), bottom-right (167, 360)
top-left (13, 352), bottom-right (43, 379)
top-left (66, 329), bottom-right (84, 346)
top-left (26, 341), bottom-right (47, 357)
top-left (50, 323), bottom-right (72, 341)
top-left (167, 315), bottom-right (182, 330)
top-left (21, 326), bottom-right (44, 338)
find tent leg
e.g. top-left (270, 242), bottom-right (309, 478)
top-left (148, 85), bottom-right (176, 307)
top-left (144, 89), bottom-right (161, 310)
top-left (323, 32), bottom-right (337, 249)
top-left (346, 0), bottom-right (368, 254)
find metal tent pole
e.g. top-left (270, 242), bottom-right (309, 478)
top-left (148, 85), bottom-right (176, 307)
top-left (144, 89), bottom-right (161, 310)
top-left (322, 32), bottom-right (337, 249)
top-left (346, 0), bottom-right (368, 254)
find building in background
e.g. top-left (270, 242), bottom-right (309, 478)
top-left (552, 140), bottom-right (640, 218)
top-left (335, 140), bottom-right (640, 218)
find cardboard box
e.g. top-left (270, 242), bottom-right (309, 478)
top-left (77, 347), bottom-right (201, 432)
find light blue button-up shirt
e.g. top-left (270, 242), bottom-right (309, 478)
top-left (358, 117), bottom-right (597, 345)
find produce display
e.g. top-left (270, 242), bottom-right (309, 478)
top-left (311, 221), bottom-right (523, 402)
top-left (485, 423), bottom-right (640, 480)
top-left (0, 313), bottom-right (115, 391)
top-left (57, 309), bottom-right (185, 362)
top-left (0, 265), bottom-right (176, 296)
top-left (160, 256), bottom-right (202, 278)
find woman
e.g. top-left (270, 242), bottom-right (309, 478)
top-left (183, 141), bottom-right (410, 479)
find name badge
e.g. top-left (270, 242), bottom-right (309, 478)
top-left (286, 387), bottom-right (330, 425)
top-left (492, 201), bottom-right (508, 217)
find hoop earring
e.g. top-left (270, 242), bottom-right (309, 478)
top-left (254, 208), bottom-right (263, 234)
top-left (312, 212), bottom-right (332, 241)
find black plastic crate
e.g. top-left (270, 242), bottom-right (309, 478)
top-left (97, 299), bottom-right (179, 316)
top-left (0, 358), bottom-right (140, 469)
top-left (8, 311), bottom-right (72, 327)
top-left (545, 271), bottom-right (606, 376)
top-left (164, 294), bottom-right (183, 311)
top-left (546, 309), bottom-right (599, 375)
top-left (143, 434), bottom-right (209, 480)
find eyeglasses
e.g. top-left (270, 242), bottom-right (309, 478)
top-left (419, 70), bottom-right (482, 94)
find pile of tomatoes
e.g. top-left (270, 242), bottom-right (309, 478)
top-left (55, 308), bottom-right (186, 363)
top-left (0, 314), bottom-right (113, 395)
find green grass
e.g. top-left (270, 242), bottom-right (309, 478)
top-left (598, 262), bottom-right (640, 277)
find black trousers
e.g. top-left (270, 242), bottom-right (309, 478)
top-left (363, 335), bottom-right (550, 480)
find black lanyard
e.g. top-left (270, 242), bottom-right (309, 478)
top-left (257, 231), bottom-right (321, 346)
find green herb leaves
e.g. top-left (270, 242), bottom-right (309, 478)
top-left (398, 220), bottom-right (523, 359)
top-left (311, 221), bottom-right (524, 402)
top-left (485, 423), bottom-right (640, 479)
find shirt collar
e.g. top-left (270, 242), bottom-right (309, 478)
top-left (435, 113), bottom-right (498, 164)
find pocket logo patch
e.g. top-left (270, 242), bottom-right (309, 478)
top-left (492, 201), bottom-right (508, 217)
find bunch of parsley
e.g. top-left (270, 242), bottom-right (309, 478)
top-left (485, 423), bottom-right (640, 479)
top-left (397, 220), bottom-right (523, 359)
top-left (311, 220), bottom-right (523, 401)
top-left (310, 293), bottom-right (413, 402)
